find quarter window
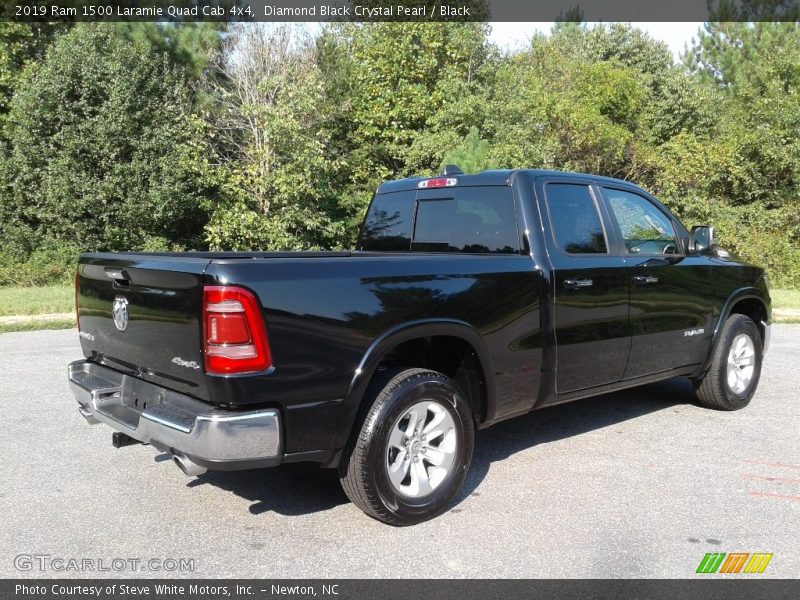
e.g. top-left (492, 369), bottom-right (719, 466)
top-left (357, 191), bottom-right (414, 251)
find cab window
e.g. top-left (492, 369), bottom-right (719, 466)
top-left (545, 183), bottom-right (608, 254)
top-left (357, 191), bottom-right (414, 251)
top-left (412, 187), bottom-right (519, 253)
top-left (603, 188), bottom-right (679, 255)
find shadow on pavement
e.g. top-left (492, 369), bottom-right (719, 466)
top-left (184, 377), bottom-right (697, 518)
top-left (185, 461), bottom-right (347, 516)
top-left (454, 377), bottom-right (697, 504)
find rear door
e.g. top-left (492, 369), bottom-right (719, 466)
top-left (597, 186), bottom-right (714, 377)
top-left (77, 254), bottom-right (210, 399)
top-left (539, 180), bottom-right (631, 394)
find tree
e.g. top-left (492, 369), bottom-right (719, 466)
top-left (0, 23), bottom-right (70, 135)
top-left (485, 24), bottom-right (657, 177)
top-left (115, 23), bottom-right (223, 82)
top-left (441, 126), bottom-right (494, 173)
top-left (344, 22), bottom-right (490, 179)
top-left (2, 24), bottom-right (210, 253)
top-left (678, 21), bottom-right (800, 286)
top-left (685, 22), bottom-right (800, 86)
top-left (202, 24), bottom-right (347, 251)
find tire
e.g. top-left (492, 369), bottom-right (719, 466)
top-left (694, 314), bottom-right (763, 411)
top-left (338, 368), bottom-right (475, 526)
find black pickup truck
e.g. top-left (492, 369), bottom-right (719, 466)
top-left (69, 168), bottom-right (771, 525)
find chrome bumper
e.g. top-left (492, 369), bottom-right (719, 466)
top-left (68, 360), bottom-right (282, 469)
top-left (762, 320), bottom-right (771, 355)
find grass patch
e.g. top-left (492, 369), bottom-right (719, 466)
top-left (0, 318), bottom-right (76, 334)
top-left (0, 285), bottom-right (73, 316)
top-left (772, 288), bottom-right (800, 310)
top-left (772, 288), bottom-right (800, 324)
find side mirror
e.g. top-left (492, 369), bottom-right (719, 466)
top-left (690, 225), bottom-right (716, 253)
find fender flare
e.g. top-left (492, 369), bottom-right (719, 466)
top-left (329, 319), bottom-right (497, 454)
top-left (694, 287), bottom-right (769, 378)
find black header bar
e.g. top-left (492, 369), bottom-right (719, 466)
top-left (3, 0), bottom-right (800, 23)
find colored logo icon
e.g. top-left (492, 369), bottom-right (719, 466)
top-left (696, 552), bottom-right (773, 574)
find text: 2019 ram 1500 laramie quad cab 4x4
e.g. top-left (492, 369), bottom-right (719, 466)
top-left (69, 168), bottom-right (771, 525)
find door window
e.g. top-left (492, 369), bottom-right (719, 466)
top-left (604, 189), bottom-right (679, 255)
top-left (545, 184), bottom-right (608, 254)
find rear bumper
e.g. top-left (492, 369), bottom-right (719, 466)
top-left (68, 360), bottom-right (282, 469)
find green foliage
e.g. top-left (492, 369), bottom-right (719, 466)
top-left (0, 23), bottom-right (70, 139)
top-left (344, 22), bottom-right (490, 177)
top-left (1, 24), bottom-right (210, 255)
top-left (441, 127), bottom-right (495, 173)
top-left (0, 233), bottom-right (79, 287)
top-left (671, 21), bottom-right (800, 286)
top-left (114, 23), bottom-right (223, 82)
top-left (201, 25), bottom-right (347, 251)
top-left (0, 21), bottom-right (799, 289)
top-left (486, 25), bottom-right (654, 176)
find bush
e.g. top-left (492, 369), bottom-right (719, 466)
top-left (0, 238), bottom-right (79, 287)
top-left (1, 24), bottom-right (209, 254)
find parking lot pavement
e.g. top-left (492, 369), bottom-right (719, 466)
top-left (1, 326), bottom-right (798, 579)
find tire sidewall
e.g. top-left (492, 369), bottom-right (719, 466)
top-left (716, 316), bottom-right (762, 407)
top-left (363, 373), bottom-right (474, 523)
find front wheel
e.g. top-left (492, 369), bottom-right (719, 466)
top-left (694, 314), bottom-right (763, 410)
top-left (338, 368), bottom-right (475, 526)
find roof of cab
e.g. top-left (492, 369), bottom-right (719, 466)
top-left (376, 169), bottom-right (641, 194)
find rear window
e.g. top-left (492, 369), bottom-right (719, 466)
top-left (359, 186), bottom-right (520, 253)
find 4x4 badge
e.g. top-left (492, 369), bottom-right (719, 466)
top-left (112, 296), bottom-right (129, 332)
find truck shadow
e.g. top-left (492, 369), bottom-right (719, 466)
top-left (185, 461), bottom-right (345, 517)
top-left (454, 377), bottom-right (697, 504)
top-left (184, 377), bottom-right (697, 518)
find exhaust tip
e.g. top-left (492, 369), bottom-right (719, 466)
top-left (172, 454), bottom-right (207, 477)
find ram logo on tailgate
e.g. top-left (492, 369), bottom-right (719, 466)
top-left (112, 296), bottom-right (129, 332)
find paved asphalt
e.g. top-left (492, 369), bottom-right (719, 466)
top-left (1, 327), bottom-right (798, 579)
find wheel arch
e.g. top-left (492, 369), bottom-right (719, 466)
top-left (694, 287), bottom-right (770, 379)
top-left (327, 319), bottom-right (496, 463)
top-left (716, 288), bottom-right (770, 346)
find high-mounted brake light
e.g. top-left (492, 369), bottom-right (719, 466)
top-left (417, 177), bottom-right (458, 189)
top-left (203, 286), bottom-right (272, 375)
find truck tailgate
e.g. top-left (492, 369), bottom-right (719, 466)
top-left (76, 254), bottom-right (211, 401)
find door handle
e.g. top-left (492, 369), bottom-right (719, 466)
top-left (564, 278), bottom-right (593, 290)
top-left (633, 275), bottom-right (659, 285)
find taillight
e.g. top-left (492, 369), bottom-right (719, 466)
top-left (203, 286), bottom-right (272, 375)
top-left (74, 270), bottom-right (80, 330)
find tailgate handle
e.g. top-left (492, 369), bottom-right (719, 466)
top-left (104, 267), bottom-right (131, 285)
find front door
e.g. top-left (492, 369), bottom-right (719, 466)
top-left (541, 181), bottom-right (632, 394)
top-left (598, 186), bottom-right (714, 378)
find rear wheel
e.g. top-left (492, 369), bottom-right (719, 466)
top-left (694, 314), bottom-right (763, 410)
top-left (338, 368), bottom-right (474, 526)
